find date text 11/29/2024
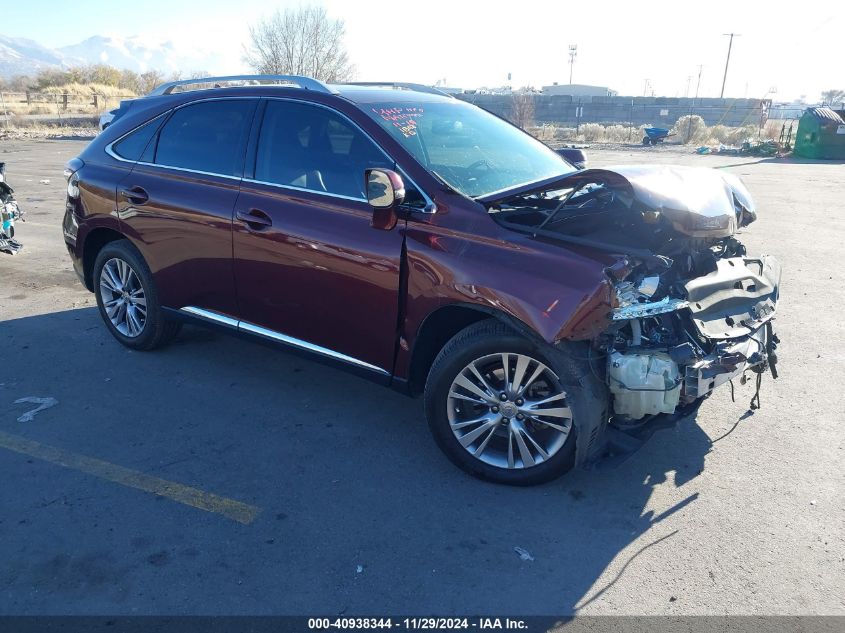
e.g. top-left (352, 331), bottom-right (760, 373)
top-left (308, 618), bottom-right (529, 630)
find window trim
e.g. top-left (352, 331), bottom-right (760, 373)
top-left (246, 97), bottom-right (435, 212)
top-left (105, 111), bottom-right (168, 164)
top-left (105, 96), bottom-right (436, 212)
top-left (105, 97), bottom-right (258, 181)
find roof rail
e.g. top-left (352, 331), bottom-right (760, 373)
top-left (148, 75), bottom-right (336, 96)
top-left (342, 82), bottom-right (454, 98)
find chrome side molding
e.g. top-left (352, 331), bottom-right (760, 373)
top-left (180, 306), bottom-right (239, 328)
top-left (179, 307), bottom-right (389, 375)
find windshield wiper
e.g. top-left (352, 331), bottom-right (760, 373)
top-left (532, 186), bottom-right (580, 233)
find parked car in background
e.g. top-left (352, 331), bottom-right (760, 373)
top-left (98, 108), bottom-right (117, 131)
top-left (554, 146), bottom-right (587, 169)
top-left (63, 75), bottom-right (781, 485)
top-left (99, 98), bottom-right (137, 131)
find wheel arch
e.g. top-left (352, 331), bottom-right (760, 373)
top-left (82, 227), bottom-right (127, 291)
top-left (406, 302), bottom-right (545, 396)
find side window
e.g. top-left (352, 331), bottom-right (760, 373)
top-left (255, 101), bottom-right (392, 199)
top-left (154, 100), bottom-right (255, 176)
top-left (401, 183), bottom-right (429, 210)
top-left (111, 116), bottom-right (163, 161)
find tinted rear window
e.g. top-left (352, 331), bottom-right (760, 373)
top-left (154, 100), bottom-right (256, 176)
top-left (111, 116), bottom-right (163, 161)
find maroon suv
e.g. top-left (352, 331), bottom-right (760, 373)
top-left (63, 75), bottom-right (781, 485)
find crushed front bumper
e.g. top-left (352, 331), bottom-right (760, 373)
top-left (685, 255), bottom-right (781, 340)
top-left (608, 254), bottom-right (781, 418)
top-left (683, 320), bottom-right (778, 399)
top-left (682, 255), bottom-right (781, 399)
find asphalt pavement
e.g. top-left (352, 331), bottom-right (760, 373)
top-left (0, 138), bottom-right (843, 615)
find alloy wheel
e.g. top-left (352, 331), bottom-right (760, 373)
top-left (99, 257), bottom-right (147, 338)
top-left (447, 353), bottom-right (573, 469)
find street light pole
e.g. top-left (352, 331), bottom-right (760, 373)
top-left (568, 45), bottom-right (577, 85)
top-left (720, 33), bottom-right (740, 98)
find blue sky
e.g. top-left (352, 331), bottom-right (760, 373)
top-left (4, 0), bottom-right (841, 101)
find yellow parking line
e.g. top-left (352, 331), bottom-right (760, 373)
top-left (0, 430), bottom-right (261, 525)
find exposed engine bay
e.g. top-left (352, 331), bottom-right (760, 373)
top-left (488, 165), bottom-right (781, 426)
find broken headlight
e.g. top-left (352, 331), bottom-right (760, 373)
top-left (612, 274), bottom-right (661, 308)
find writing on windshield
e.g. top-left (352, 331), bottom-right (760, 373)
top-left (366, 100), bottom-right (574, 198)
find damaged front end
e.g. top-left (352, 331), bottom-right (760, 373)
top-left (488, 164), bottom-right (781, 430)
top-left (606, 253), bottom-right (780, 423)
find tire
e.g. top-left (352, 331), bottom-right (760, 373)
top-left (424, 320), bottom-right (605, 486)
top-left (93, 239), bottom-right (180, 350)
top-left (642, 136), bottom-right (651, 145)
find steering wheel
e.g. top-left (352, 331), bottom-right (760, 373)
top-left (466, 159), bottom-right (493, 176)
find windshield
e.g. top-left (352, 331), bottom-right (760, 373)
top-left (365, 100), bottom-right (575, 199)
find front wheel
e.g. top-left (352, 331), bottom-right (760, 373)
top-left (424, 320), bottom-right (602, 485)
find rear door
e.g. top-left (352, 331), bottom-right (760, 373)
top-left (117, 98), bottom-right (257, 317)
top-left (232, 98), bottom-right (404, 376)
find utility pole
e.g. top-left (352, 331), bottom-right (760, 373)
top-left (643, 78), bottom-right (650, 97)
top-left (568, 45), bottom-right (577, 84)
top-left (694, 64), bottom-right (703, 98)
top-left (720, 33), bottom-right (740, 98)
top-left (685, 75), bottom-right (692, 98)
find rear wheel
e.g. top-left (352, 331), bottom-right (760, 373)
top-left (93, 240), bottom-right (180, 350)
top-left (424, 320), bottom-right (600, 485)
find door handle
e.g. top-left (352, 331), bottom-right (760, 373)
top-left (119, 186), bottom-right (149, 205)
top-left (236, 208), bottom-right (273, 230)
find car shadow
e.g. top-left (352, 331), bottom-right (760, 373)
top-left (1, 307), bottom-right (719, 615)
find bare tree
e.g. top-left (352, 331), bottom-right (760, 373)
top-left (243, 6), bottom-right (355, 82)
top-left (510, 92), bottom-right (535, 129)
top-left (138, 70), bottom-right (165, 94)
top-left (820, 89), bottom-right (845, 108)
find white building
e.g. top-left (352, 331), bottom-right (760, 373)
top-left (542, 83), bottom-right (618, 97)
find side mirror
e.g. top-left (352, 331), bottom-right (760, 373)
top-left (366, 169), bottom-right (405, 208)
top-left (366, 169), bottom-right (405, 230)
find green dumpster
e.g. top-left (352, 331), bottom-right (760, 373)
top-left (794, 107), bottom-right (845, 159)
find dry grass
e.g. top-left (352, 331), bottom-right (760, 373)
top-left (1, 83), bottom-right (136, 116)
top-left (531, 117), bottom-right (791, 147)
top-left (40, 83), bottom-right (136, 98)
top-left (532, 123), bottom-right (650, 143)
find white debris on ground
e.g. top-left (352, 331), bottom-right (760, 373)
top-left (14, 397), bottom-right (59, 422)
top-left (514, 547), bottom-right (534, 561)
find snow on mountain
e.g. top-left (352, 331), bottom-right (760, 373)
top-left (57, 35), bottom-right (185, 74)
top-left (0, 35), bottom-right (66, 77)
top-left (0, 33), bottom-right (232, 79)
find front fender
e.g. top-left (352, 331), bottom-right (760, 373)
top-left (403, 221), bottom-right (615, 349)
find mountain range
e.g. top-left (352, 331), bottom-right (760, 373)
top-left (0, 33), bottom-right (229, 79)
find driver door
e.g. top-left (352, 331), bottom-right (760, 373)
top-left (232, 99), bottom-right (403, 377)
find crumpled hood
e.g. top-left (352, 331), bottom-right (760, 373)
top-left (483, 164), bottom-right (757, 238)
top-left (608, 165), bottom-right (756, 237)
